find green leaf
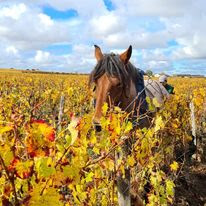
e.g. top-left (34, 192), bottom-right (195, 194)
top-left (146, 96), bottom-right (155, 111)
top-left (65, 134), bottom-right (72, 147)
top-left (85, 172), bottom-right (94, 183)
top-left (166, 179), bottom-right (175, 196)
top-left (150, 176), bottom-right (158, 188)
top-left (56, 143), bottom-right (64, 153)
top-left (63, 165), bottom-right (80, 181)
top-left (35, 157), bottom-right (56, 178)
top-left (125, 121), bottom-right (133, 133)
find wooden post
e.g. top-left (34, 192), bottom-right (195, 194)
top-left (117, 168), bottom-right (131, 206)
top-left (58, 95), bottom-right (64, 133)
top-left (189, 101), bottom-right (197, 159)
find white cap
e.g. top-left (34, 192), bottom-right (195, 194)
top-left (159, 75), bottom-right (167, 83)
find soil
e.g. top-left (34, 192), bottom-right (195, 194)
top-left (174, 163), bottom-right (206, 206)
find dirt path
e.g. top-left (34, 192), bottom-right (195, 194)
top-left (175, 164), bottom-right (206, 206)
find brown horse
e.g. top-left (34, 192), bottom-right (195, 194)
top-left (89, 45), bottom-right (150, 130)
top-left (89, 45), bottom-right (153, 205)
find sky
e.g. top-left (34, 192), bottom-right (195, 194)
top-left (0, 0), bottom-right (206, 75)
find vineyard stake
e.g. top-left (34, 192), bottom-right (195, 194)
top-left (58, 95), bottom-right (64, 133)
top-left (189, 101), bottom-right (197, 160)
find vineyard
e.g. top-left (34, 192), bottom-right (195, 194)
top-left (0, 69), bottom-right (206, 206)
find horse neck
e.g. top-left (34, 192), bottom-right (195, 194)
top-left (120, 78), bottom-right (137, 112)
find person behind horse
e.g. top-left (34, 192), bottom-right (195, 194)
top-left (159, 75), bottom-right (175, 94)
top-left (144, 77), bottom-right (170, 107)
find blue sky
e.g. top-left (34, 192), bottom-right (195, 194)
top-left (43, 7), bottom-right (78, 20)
top-left (0, 0), bottom-right (205, 75)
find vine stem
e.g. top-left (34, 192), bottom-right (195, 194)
top-left (112, 150), bottom-right (116, 205)
top-left (40, 145), bottom-right (71, 195)
top-left (83, 136), bottom-right (129, 169)
top-left (0, 154), bottom-right (19, 206)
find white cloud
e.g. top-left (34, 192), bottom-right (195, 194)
top-left (112, 0), bottom-right (198, 17)
top-left (1, 0), bottom-right (107, 17)
top-left (72, 44), bottom-right (93, 57)
top-left (0, 3), bottom-right (26, 20)
top-left (148, 60), bottom-right (169, 68)
top-left (24, 44), bottom-right (96, 72)
top-left (34, 50), bottom-right (50, 63)
top-left (162, 14), bottom-right (206, 60)
top-left (103, 29), bottom-right (172, 49)
top-left (142, 48), bottom-right (169, 62)
top-left (90, 13), bottom-right (126, 37)
top-left (6, 46), bottom-right (19, 56)
top-left (0, 3), bottom-right (75, 50)
top-left (0, 0), bottom-right (205, 75)
top-left (38, 13), bottom-right (54, 27)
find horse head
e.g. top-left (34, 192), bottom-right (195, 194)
top-left (89, 45), bottom-right (147, 131)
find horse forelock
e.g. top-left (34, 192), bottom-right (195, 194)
top-left (89, 53), bottom-right (137, 87)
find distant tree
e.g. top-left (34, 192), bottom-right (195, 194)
top-left (146, 69), bottom-right (153, 76)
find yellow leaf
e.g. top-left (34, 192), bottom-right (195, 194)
top-left (194, 96), bottom-right (203, 107)
top-left (102, 102), bottom-right (108, 116)
top-left (155, 116), bottom-right (164, 132)
top-left (67, 87), bottom-right (73, 96)
top-left (150, 176), bottom-right (157, 187)
top-left (170, 161), bottom-right (179, 171)
top-left (153, 98), bottom-right (161, 108)
top-left (93, 147), bottom-right (100, 155)
top-left (115, 126), bottom-right (121, 135)
top-left (0, 145), bottom-right (13, 167)
top-left (127, 155), bottom-right (135, 167)
top-left (29, 186), bottom-right (64, 206)
top-left (0, 125), bottom-right (13, 134)
top-left (114, 106), bottom-right (121, 112)
top-left (90, 132), bottom-right (96, 144)
top-left (68, 118), bottom-right (79, 145)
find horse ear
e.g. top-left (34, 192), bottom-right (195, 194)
top-left (94, 45), bottom-right (103, 61)
top-left (120, 45), bottom-right (132, 64)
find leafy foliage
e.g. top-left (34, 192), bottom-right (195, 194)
top-left (0, 72), bottom-right (205, 205)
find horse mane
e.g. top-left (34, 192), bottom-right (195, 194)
top-left (89, 53), bottom-right (141, 97)
top-left (89, 52), bottom-right (148, 116)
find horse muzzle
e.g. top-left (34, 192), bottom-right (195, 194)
top-left (92, 120), bottom-right (102, 132)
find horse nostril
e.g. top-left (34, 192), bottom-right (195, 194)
top-left (94, 124), bottom-right (102, 132)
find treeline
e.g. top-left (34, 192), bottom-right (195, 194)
top-left (22, 70), bottom-right (87, 75)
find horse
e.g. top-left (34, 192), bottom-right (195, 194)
top-left (89, 45), bottom-right (169, 128)
top-left (89, 45), bottom-right (169, 206)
